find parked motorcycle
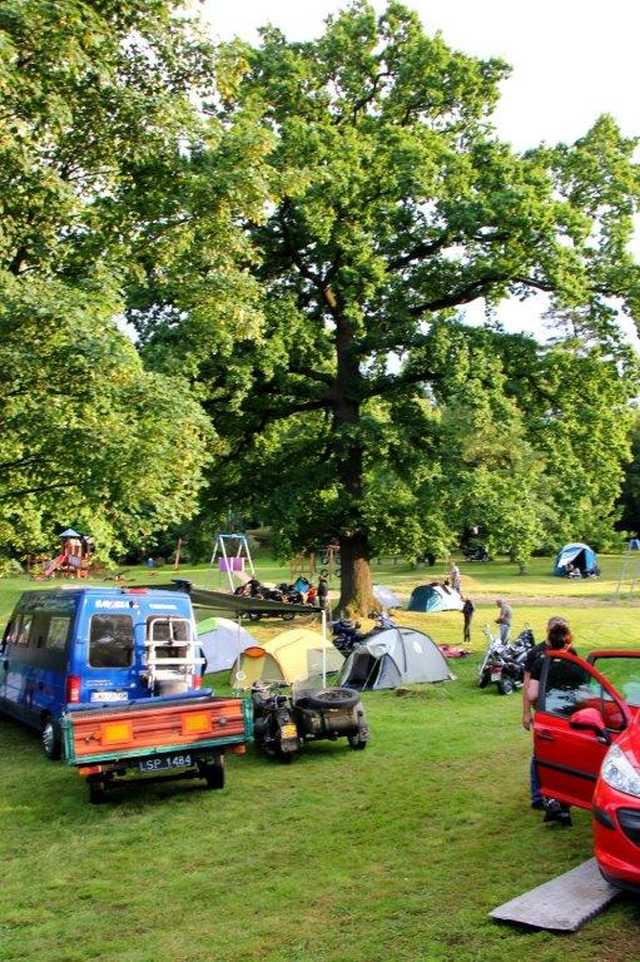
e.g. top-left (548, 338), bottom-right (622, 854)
top-left (478, 626), bottom-right (535, 695)
top-left (251, 680), bottom-right (369, 761)
top-left (331, 611), bottom-right (396, 657)
top-left (463, 542), bottom-right (490, 562)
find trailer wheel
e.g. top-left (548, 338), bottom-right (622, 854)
top-left (202, 755), bottom-right (225, 790)
top-left (88, 779), bottom-right (107, 805)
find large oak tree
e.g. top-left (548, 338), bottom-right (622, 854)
top-left (136, 2), bottom-right (640, 611)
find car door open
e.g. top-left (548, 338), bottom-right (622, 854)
top-left (534, 652), bottom-right (631, 810)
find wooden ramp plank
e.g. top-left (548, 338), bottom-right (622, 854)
top-left (490, 858), bottom-right (620, 932)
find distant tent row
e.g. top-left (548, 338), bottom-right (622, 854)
top-left (553, 542), bottom-right (599, 577)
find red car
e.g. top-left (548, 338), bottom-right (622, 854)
top-left (533, 649), bottom-right (640, 893)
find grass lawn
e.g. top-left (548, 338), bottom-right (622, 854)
top-left (1, 557), bottom-right (640, 962)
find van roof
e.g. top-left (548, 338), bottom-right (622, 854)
top-left (16, 587), bottom-right (189, 603)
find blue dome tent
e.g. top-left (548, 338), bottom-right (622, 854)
top-left (553, 542), bottom-right (599, 577)
top-left (408, 584), bottom-right (464, 612)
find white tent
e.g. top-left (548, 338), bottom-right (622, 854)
top-left (196, 617), bottom-right (257, 673)
top-left (373, 584), bottom-right (402, 609)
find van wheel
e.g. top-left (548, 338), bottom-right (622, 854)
top-left (202, 755), bottom-right (225, 790)
top-left (41, 718), bottom-right (62, 760)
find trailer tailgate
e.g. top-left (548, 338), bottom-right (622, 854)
top-left (63, 695), bottom-right (252, 765)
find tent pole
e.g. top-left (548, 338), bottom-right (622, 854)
top-left (321, 608), bottom-right (327, 687)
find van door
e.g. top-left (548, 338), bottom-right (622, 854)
top-left (2, 613), bottom-right (34, 720)
top-left (30, 613), bottom-right (73, 722)
top-left (534, 652), bottom-right (630, 809)
top-left (83, 609), bottom-right (140, 705)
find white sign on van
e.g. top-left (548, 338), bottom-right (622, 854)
top-left (95, 600), bottom-right (130, 609)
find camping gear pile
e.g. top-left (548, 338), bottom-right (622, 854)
top-left (233, 577), bottom-right (313, 620)
top-left (251, 680), bottom-right (368, 761)
top-left (478, 626), bottom-right (535, 695)
top-left (408, 583), bottom-right (464, 612)
top-left (553, 542), bottom-right (599, 578)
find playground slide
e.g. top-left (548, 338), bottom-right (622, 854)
top-left (43, 554), bottom-right (66, 577)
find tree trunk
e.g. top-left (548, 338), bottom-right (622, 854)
top-left (338, 530), bottom-right (375, 617)
top-left (332, 309), bottom-right (376, 616)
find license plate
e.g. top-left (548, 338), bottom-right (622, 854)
top-left (490, 670), bottom-right (502, 681)
top-left (90, 690), bottom-right (128, 703)
top-left (138, 753), bottom-right (193, 773)
top-left (280, 723), bottom-right (297, 739)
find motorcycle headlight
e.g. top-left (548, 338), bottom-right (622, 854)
top-left (601, 744), bottom-right (640, 799)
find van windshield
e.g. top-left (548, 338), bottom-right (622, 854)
top-left (89, 615), bottom-right (134, 668)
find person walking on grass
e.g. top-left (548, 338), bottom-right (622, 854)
top-left (449, 561), bottom-right (461, 594)
top-left (522, 617), bottom-right (574, 824)
top-left (462, 597), bottom-right (474, 644)
top-left (495, 598), bottom-right (512, 643)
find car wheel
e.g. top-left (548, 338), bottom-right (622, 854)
top-left (41, 717), bottom-right (62, 760)
top-left (497, 678), bottom-right (514, 695)
top-left (304, 687), bottom-right (360, 711)
top-left (202, 755), bottom-right (225, 790)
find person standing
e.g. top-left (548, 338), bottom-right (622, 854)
top-left (317, 571), bottom-right (329, 611)
top-left (449, 561), bottom-right (462, 594)
top-left (522, 617), bottom-right (573, 820)
top-left (495, 598), bottom-right (512, 643)
top-left (462, 597), bottom-right (474, 644)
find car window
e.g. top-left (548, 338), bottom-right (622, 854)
top-left (89, 614), bottom-right (134, 668)
top-left (146, 618), bottom-right (190, 661)
top-left (542, 658), bottom-right (597, 718)
top-left (590, 657), bottom-right (640, 708)
top-left (47, 616), bottom-right (71, 652)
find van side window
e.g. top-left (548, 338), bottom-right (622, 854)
top-left (89, 615), bottom-right (134, 668)
top-left (542, 658), bottom-right (595, 718)
top-left (47, 616), bottom-right (71, 652)
top-left (15, 614), bottom-right (33, 646)
top-left (31, 612), bottom-right (51, 649)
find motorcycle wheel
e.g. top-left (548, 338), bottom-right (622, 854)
top-left (478, 670), bottom-right (490, 689)
top-left (497, 678), bottom-right (515, 695)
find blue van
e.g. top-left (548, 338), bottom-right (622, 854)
top-left (0, 587), bottom-right (201, 759)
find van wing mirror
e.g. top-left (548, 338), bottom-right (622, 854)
top-left (570, 707), bottom-right (611, 744)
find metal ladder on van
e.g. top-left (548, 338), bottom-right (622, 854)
top-left (144, 617), bottom-right (204, 692)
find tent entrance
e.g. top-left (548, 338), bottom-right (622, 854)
top-left (344, 651), bottom-right (381, 690)
top-left (572, 549), bottom-right (587, 573)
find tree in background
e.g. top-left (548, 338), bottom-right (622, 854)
top-left (0, 0), bottom-right (269, 559)
top-left (138, 1), bottom-right (640, 613)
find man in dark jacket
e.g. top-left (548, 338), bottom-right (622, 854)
top-left (462, 597), bottom-right (474, 643)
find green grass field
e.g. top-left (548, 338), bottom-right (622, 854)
top-left (2, 557), bottom-right (640, 962)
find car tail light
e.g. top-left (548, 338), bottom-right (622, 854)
top-left (192, 674), bottom-right (202, 689)
top-left (66, 675), bottom-right (81, 703)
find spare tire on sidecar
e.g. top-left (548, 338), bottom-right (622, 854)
top-left (291, 686), bottom-right (369, 750)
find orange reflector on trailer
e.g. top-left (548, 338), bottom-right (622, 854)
top-left (243, 646), bottom-right (265, 658)
top-left (182, 712), bottom-right (211, 735)
top-left (78, 765), bottom-right (103, 776)
top-left (102, 721), bottom-right (133, 745)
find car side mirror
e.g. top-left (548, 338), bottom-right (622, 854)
top-left (570, 707), bottom-right (611, 744)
